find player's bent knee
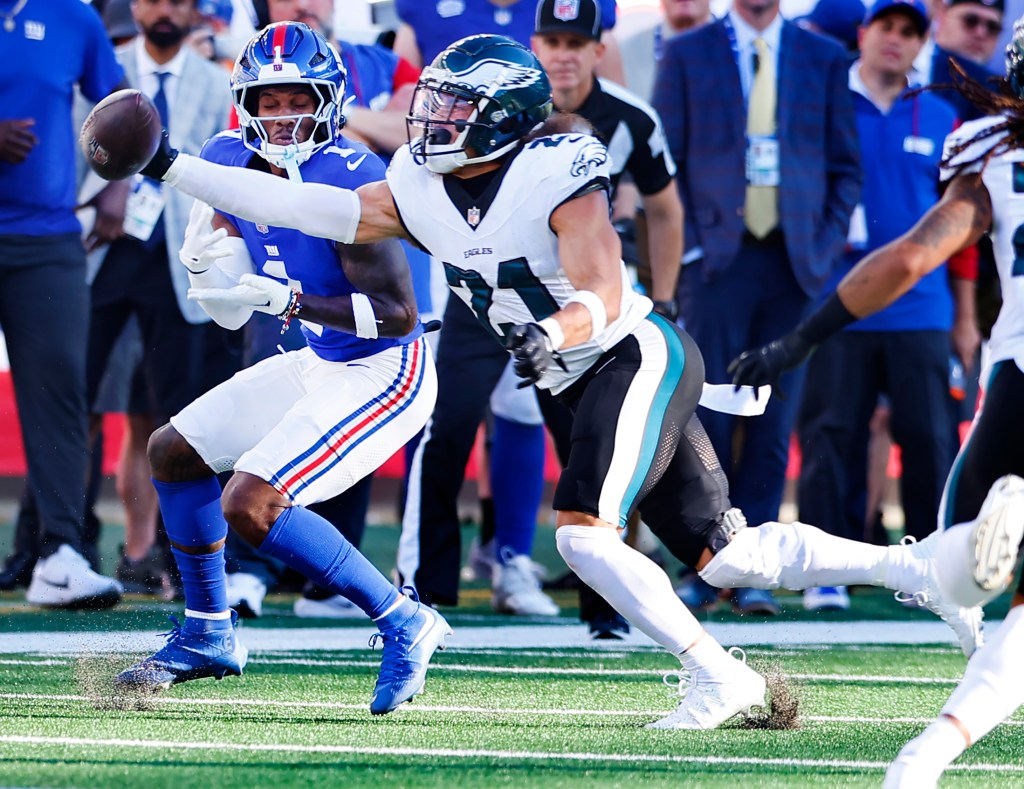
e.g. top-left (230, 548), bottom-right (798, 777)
top-left (148, 424), bottom-right (209, 482)
top-left (222, 472), bottom-right (287, 548)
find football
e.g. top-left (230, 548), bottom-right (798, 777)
top-left (79, 89), bottom-right (162, 180)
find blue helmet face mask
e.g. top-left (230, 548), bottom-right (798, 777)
top-left (406, 34), bottom-right (553, 174)
top-left (231, 22), bottom-right (346, 174)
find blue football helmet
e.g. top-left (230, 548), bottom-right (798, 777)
top-left (407, 34), bottom-right (553, 174)
top-left (231, 22), bottom-right (346, 169)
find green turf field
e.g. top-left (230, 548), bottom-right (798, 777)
top-left (1, 520), bottom-right (1022, 787)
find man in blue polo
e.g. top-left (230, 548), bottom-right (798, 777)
top-left (0, 0), bottom-right (125, 607)
top-left (797, 0), bottom-right (973, 611)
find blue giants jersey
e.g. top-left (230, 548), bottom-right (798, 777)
top-left (200, 130), bottom-right (422, 361)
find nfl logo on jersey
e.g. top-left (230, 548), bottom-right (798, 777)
top-left (554, 0), bottom-right (579, 21)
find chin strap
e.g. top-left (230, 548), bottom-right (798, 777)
top-left (282, 147), bottom-right (303, 183)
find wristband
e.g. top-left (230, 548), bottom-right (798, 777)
top-left (565, 290), bottom-right (608, 338)
top-left (537, 317), bottom-right (566, 351)
top-left (795, 293), bottom-right (857, 346)
top-left (351, 292), bottom-right (379, 339)
top-left (279, 291), bottom-right (301, 334)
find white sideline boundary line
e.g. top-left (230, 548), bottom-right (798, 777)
top-left (0, 620), bottom-right (994, 655)
top-left (4, 692), bottom-right (1022, 728)
top-left (1, 735), bottom-right (1022, 774)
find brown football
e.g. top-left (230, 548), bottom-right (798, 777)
top-left (79, 89), bottom-right (162, 180)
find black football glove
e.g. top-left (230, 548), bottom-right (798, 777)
top-left (727, 331), bottom-right (815, 395)
top-left (506, 323), bottom-right (568, 389)
top-left (140, 129), bottom-right (179, 181)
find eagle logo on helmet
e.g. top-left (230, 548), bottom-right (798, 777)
top-left (450, 59), bottom-right (545, 92)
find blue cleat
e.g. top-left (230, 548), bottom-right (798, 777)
top-left (114, 610), bottom-right (248, 694)
top-left (368, 601), bottom-right (453, 715)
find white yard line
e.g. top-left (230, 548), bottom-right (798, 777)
top-left (4, 692), bottom-right (1021, 728)
top-left (0, 620), bottom-right (994, 655)
top-left (0, 735), bottom-right (1021, 774)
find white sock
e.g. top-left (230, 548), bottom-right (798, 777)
top-left (556, 525), bottom-right (705, 656)
top-left (680, 632), bottom-right (735, 680)
top-left (895, 714), bottom-right (967, 774)
top-left (940, 605), bottom-right (1024, 742)
top-left (699, 522), bottom-right (894, 590)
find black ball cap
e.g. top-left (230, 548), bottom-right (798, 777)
top-left (534, 0), bottom-right (601, 41)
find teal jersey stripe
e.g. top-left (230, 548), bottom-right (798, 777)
top-left (617, 313), bottom-right (686, 525)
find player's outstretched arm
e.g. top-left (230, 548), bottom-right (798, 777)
top-left (836, 172), bottom-right (992, 316)
top-left (728, 173), bottom-right (992, 390)
top-left (143, 134), bottom-right (403, 245)
top-left (299, 238), bottom-right (419, 339)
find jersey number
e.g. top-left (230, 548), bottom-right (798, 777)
top-left (1014, 224), bottom-right (1024, 277)
top-left (442, 257), bottom-right (560, 342)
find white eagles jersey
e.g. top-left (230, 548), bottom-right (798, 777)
top-left (941, 115), bottom-right (1024, 367)
top-left (387, 133), bottom-right (652, 393)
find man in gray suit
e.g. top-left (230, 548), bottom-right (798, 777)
top-left (85, 0), bottom-right (236, 593)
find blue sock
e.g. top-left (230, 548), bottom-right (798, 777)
top-left (171, 546), bottom-right (230, 624)
top-left (260, 506), bottom-right (416, 625)
top-left (491, 416), bottom-right (545, 563)
top-left (153, 477), bottom-right (230, 621)
top-left (152, 477), bottom-right (229, 547)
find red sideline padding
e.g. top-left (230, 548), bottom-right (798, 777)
top-left (0, 371), bottom-right (564, 482)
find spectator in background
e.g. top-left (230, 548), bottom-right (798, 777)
top-left (798, 0), bottom-right (866, 58)
top-left (918, 0), bottom-right (1004, 121)
top-left (0, 0), bottom-right (126, 608)
top-left (934, 0), bottom-right (1005, 63)
top-left (797, 0), bottom-right (969, 612)
top-left (653, 0), bottom-right (861, 615)
top-left (616, 0), bottom-right (713, 102)
top-left (79, 0), bottom-right (238, 596)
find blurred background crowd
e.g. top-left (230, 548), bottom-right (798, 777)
top-left (1, 0), bottom-right (1020, 634)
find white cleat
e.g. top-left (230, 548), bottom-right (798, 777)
top-left (225, 572), bottom-right (267, 619)
top-left (895, 533), bottom-right (984, 657)
top-left (646, 647), bottom-right (767, 730)
top-left (968, 474), bottom-right (1024, 596)
top-left (26, 544), bottom-right (123, 610)
top-left (491, 554), bottom-right (560, 616)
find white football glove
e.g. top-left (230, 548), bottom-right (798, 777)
top-left (188, 273), bottom-right (294, 317)
top-left (179, 200), bottom-right (230, 274)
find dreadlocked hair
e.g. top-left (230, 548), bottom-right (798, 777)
top-left (912, 58), bottom-right (1024, 176)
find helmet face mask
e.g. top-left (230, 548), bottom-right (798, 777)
top-left (1008, 18), bottom-right (1024, 100)
top-left (406, 35), bottom-right (554, 174)
top-left (232, 22), bottom-right (346, 171)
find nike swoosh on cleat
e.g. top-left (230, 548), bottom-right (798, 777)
top-left (43, 577), bottom-right (71, 589)
top-left (346, 154), bottom-right (367, 171)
